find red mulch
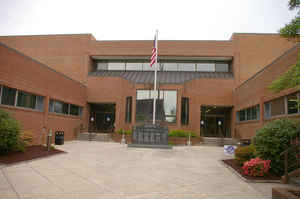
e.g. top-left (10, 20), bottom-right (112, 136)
top-left (223, 159), bottom-right (281, 181)
top-left (290, 190), bottom-right (300, 197)
top-left (0, 145), bottom-right (66, 164)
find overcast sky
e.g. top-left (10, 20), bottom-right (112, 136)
top-left (0, 0), bottom-right (298, 40)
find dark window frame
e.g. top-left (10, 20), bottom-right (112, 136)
top-left (125, 96), bottom-right (132, 123)
top-left (181, 97), bottom-right (189, 125)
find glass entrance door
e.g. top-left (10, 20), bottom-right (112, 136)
top-left (201, 106), bottom-right (231, 138)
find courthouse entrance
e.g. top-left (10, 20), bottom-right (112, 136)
top-left (89, 103), bottom-right (115, 133)
top-left (200, 106), bottom-right (232, 138)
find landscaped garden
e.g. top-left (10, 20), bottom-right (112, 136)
top-left (223, 118), bottom-right (300, 182)
top-left (0, 109), bottom-right (65, 165)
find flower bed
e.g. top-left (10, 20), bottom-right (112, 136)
top-left (223, 159), bottom-right (280, 181)
top-left (168, 137), bottom-right (202, 146)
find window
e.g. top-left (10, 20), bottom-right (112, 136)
top-left (125, 97), bottom-right (132, 123)
top-left (196, 63), bottom-right (215, 72)
top-left (161, 63), bottom-right (178, 71)
top-left (1, 86), bottom-right (17, 106)
top-left (108, 62), bottom-right (125, 70)
top-left (49, 99), bottom-right (83, 116)
top-left (126, 62), bottom-right (143, 71)
top-left (0, 85), bottom-right (44, 111)
top-left (17, 91), bottom-right (36, 109)
top-left (70, 104), bottom-right (80, 116)
top-left (271, 97), bottom-right (285, 116)
top-left (215, 62), bottom-right (229, 72)
top-left (136, 90), bottom-right (177, 123)
top-left (287, 93), bottom-right (299, 114)
top-left (237, 105), bottom-right (260, 122)
top-left (264, 102), bottom-right (271, 118)
top-left (177, 63), bottom-right (195, 71)
top-left (181, 97), bottom-right (189, 125)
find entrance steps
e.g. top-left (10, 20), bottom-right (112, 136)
top-left (202, 137), bottom-right (238, 146)
top-left (77, 132), bottom-right (112, 142)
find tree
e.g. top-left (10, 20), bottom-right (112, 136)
top-left (269, 0), bottom-right (300, 93)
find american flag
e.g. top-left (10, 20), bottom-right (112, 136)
top-left (150, 35), bottom-right (157, 67)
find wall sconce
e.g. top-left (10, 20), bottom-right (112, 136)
top-left (218, 121), bottom-right (222, 126)
top-left (200, 120), bottom-right (204, 126)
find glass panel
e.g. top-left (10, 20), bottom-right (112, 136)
top-left (239, 110), bottom-right (246, 121)
top-left (1, 86), bottom-right (16, 106)
top-left (252, 106), bottom-right (257, 120)
top-left (107, 62), bottom-right (125, 70)
top-left (36, 96), bottom-right (44, 111)
top-left (246, 108), bottom-right (251, 120)
top-left (49, 100), bottom-right (54, 112)
top-left (97, 62), bottom-right (108, 70)
top-left (181, 97), bottom-right (189, 125)
top-left (70, 104), bottom-right (79, 116)
top-left (17, 91), bottom-right (36, 109)
top-left (79, 107), bottom-right (83, 117)
top-left (137, 90), bottom-right (149, 99)
top-left (264, 102), bottom-right (271, 118)
top-left (54, 100), bottom-right (69, 114)
top-left (161, 63), bottom-right (178, 71)
top-left (215, 62), bottom-right (229, 72)
top-left (257, 105), bottom-right (260, 120)
top-left (178, 63), bottom-right (196, 71)
top-left (196, 63), bottom-right (215, 72)
top-left (271, 97), bottom-right (285, 116)
top-left (126, 63), bottom-right (143, 71)
top-left (143, 63), bottom-right (155, 71)
top-left (287, 93), bottom-right (299, 114)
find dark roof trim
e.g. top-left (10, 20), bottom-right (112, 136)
top-left (235, 43), bottom-right (300, 90)
top-left (0, 42), bottom-right (86, 87)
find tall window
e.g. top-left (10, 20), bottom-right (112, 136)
top-left (181, 97), bottom-right (189, 125)
top-left (0, 85), bottom-right (44, 111)
top-left (136, 90), bottom-right (177, 123)
top-left (236, 105), bottom-right (260, 122)
top-left (287, 93), bottom-right (299, 114)
top-left (125, 97), bottom-right (132, 123)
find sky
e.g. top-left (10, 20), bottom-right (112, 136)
top-left (0, 0), bottom-right (298, 40)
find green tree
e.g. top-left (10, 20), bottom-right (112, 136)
top-left (269, 0), bottom-right (300, 93)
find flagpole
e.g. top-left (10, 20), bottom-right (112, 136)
top-left (153, 30), bottom-right (158, 124)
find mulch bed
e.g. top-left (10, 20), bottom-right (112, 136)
top-left (0, 145), bottom-right (66, 165)
top-left (223, 159), bottom-right (281, 181)
top-left (290, 190), bottom-right (300, 197)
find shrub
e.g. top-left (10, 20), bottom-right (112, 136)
top-left (169, 130), bottom-right (198, 138)
top-left (116, 129), bottom-right (132, 135)
top-left (234, 145), bottom-right (256, 165)
top-left (0, 109), bottom-right (21, 154)
top-left (253, 118), bottom-right (300, 175)
top-left (242, 158), bottom-right (271, 177)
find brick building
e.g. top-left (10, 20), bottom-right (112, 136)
top-left (0, 33), bottom-right (299, 144)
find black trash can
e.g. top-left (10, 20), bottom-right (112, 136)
top-left (55, 131), bottom-right (64, 145)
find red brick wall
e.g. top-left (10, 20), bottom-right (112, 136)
top-left (232, 34), bottom-right (296, 86)
top-left (0, 34), bottom-right (93, 84)
top-left (87, 76), bottom-right (235, 136)
top-left (234, 45), bottom-right (300, 139)
top-left (0, 43), bottom-right (87, 145)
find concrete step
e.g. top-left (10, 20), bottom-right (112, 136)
top-left (202, 137), bottom-right (238, 146)
top-left (77, 132), bottom-right (112, 142)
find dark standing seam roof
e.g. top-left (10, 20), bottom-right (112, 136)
top-left (89, 71), bottom-right (233, 84)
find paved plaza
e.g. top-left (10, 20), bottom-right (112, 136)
top-left (0, 141), bottom-right (295, 199)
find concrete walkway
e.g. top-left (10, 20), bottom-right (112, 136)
top-left (0, 141), bottom-right (292, 199)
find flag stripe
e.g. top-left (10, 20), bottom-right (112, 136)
top-left (150, 35), bottom-right (157, 67)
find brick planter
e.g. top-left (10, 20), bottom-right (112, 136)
top-left (168, 137), bottom-right (202, 146)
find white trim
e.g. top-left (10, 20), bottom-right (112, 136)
top-left (14, 90), bottom-right (18, 107)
